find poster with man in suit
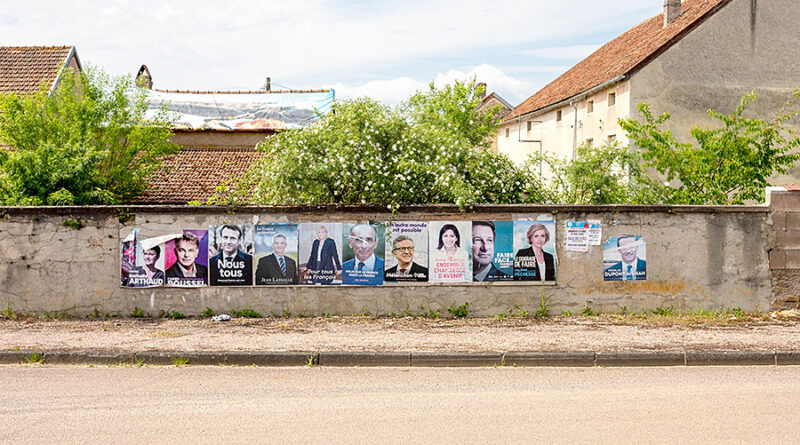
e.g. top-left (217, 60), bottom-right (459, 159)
top-left (472, 221), bottom-right (513, 282)
top-left (342, 222), bottom-right (385, 286)
top-left (384, 221), bottom-right (428, 282)
top-left (254, 224), bottom-right (299, 285)
top-left (603, 235), bottom-right (647, 281)
top-left (209, 224), bottom-right (253, 286)
top-left (164, 230), bottom-right (209, 287)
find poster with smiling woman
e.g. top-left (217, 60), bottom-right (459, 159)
top-left (428, 221), bottom-right (472, 283)
top-left (513, 219), bottom-right (557, 282)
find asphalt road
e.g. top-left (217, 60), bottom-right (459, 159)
top-left (1, 365), bottom-right (798, 444)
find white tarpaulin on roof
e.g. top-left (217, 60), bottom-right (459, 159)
top-left (144, 89), bottom-right (334, 131)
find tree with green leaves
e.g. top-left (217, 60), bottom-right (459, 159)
top-left (527, 141), bottom-right (662, 204)
top-left (215, 80), bottom-right (544, 208)
top-left (0, 66), bottom-right (177, 205)
top-left (619, 92), bottom-right (800, 204)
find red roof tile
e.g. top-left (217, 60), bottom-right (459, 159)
top-left (0, 46), bottom-right (76, 94)
top-left (133, 147), bottom-right (264, 204)
top-left (505, 0), bottom-right (731, 121)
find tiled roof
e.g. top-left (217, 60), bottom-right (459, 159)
top-left (132, 147), bottom-right (264, 204)
top-left (480, 92), bottom-right (514, 111)
top-left (505, 0), bottom-right (731, 120)
top-left (0, 46), bottom-right (76, 94)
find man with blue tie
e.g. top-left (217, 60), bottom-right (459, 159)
top-left (342, 223), bottom-right (384, 286)
top-left (255, 234), bottom-right (298, 285)
top-left (604, 235), bottom-right (647, 281)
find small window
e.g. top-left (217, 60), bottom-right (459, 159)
top-left (587, 100), bottom-right (594, 113)
top-left (608, 92), bottom-right (616, 107)
top-left (505, 128), bottom-right (510, 139)
top-left (527, 121), bottom-right (532, 132)
top-left (586, 138), bottom-right (594, 147)
top-left (556, 110), bottom-right (562, 122)
top-left (608, 134), bottom-right (617, 142)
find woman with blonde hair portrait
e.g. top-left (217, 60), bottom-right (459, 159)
top-left (514, 222), bottom-right (556, 281)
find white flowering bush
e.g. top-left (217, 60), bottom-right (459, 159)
top-left (215, 80), bottom-right (545, 207)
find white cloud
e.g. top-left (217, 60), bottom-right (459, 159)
top-left (0, 0), bottom-right (663, 92)
top-left (328, 77), bottom-right (427, 104)
top-left (328, 64), bottom-right (535, 106)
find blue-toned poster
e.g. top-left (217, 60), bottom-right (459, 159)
top-left (472, 221), bottom-right (513, 282)
top-left (513, 220), bottom-right (557, 282)
top-left (254, 224), bottom-right (299, 285)
top-left (603, 235), bottom-right (647, 281)
top-left (342, 221), bottom-right (385, 286)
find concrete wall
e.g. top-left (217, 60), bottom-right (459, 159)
top-left (630, 0), bottom-right (800, 184)
top-left (0, 202), bottom-right (782, 316)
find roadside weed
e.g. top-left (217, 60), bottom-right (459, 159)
top-left (447, 302), bottom-right (470, 318)
top-left (2, 303), bottom-right (17, 320)
top-left (130, 307), bottom-right (144, 318)
top-left (533, 295), bottom-right (550, 318)
top-left (25, 352), bottom-right (45, 364)
top-left (172, 357), bottom-right (189, 366)
top-left (231, 309), bottom-right (262, 318)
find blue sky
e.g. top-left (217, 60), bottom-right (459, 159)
top-left (0, 0), bottom-right (665, 105)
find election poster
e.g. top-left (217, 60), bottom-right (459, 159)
top-left (513, 219), bottom-right (558, 282)
top-left (603, 235), bottom-right (647, 281)
top-left (120, 229), bottom-right (138, 287)
top-left (298, 222), bottom-right (343, 285)
top-left (428, 221), bottom-right (472, 283)
top-left (384, 221), bottom-right (429, 283)
top-left (164, 230), bottom-right (209, 287)
top-left (342, 221), bottom-right (385, 286)
top-left (254, 224), bottom-right (299, 285)
top-left (587, 220), bottom-right (603, 246)
top-left (208, 225), bottom-right (254, 286)
top-left (121, 232), bottom-right (175, 288)
top-left (565, 221), bottom-right (589, 252)
top-left (472, 221), bottom-right (513, 282)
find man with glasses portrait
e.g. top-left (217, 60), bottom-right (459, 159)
top-left (384, 235), bottom-right (428, 282)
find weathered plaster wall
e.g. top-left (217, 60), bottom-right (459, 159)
top-left (630, 0), bottom-right (800, 183)
top-left (0, 204), bottom-right (776, 316)
top-left (170, 130), bottom-right (274, 148)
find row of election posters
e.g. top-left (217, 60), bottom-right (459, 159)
top-left (120, 220), bottom-right (559, 288)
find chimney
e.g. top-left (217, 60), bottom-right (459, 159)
top-left (476, 82), bottom-right (487, 99)
top-left (664, 0), bottom-right (682, 27)
top-left (135, 64), bottom-right (153, 89)
top-left (265, 77), bottom-right (271, 91)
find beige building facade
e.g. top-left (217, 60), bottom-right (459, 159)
top-left (498, 80), bottom-right (632, 165)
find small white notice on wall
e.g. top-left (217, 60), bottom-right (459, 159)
top-left (565, 221), bottom-right (589, 252)
top-left (587, 220), bottom-right (602, 246)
